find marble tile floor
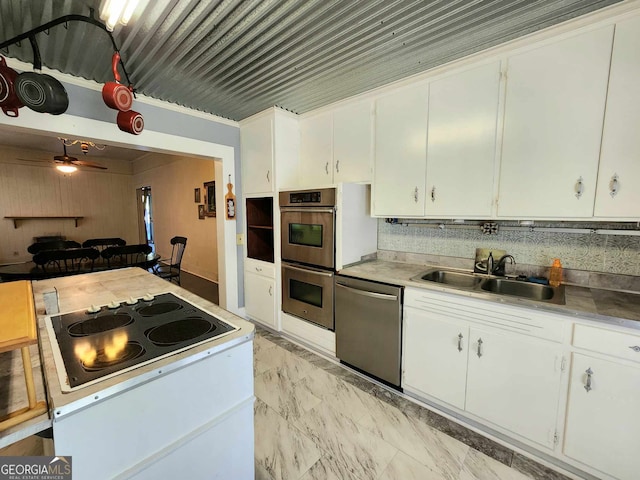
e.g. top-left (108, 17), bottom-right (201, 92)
top-left (253, 325), bottom-right (572, 480)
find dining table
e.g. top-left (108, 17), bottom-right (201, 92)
top-left (0, 253), bottom-right (160, 281)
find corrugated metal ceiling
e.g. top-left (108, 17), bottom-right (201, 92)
top-left (0, 0), bottom-right (622, 121)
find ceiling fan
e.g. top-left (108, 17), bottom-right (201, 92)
top-left (54, 141), bottom-right (107, 173)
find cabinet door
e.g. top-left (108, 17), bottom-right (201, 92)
top-left (466, 328), bottom-right (563, 447)
top-left (563, 353), bottom-right (640, 480)
top-left (244, 271), bottom-right (276, 328)
top-left (498, 26), bottom-right (613, 218)
top-left (403, 307), bottom-right (468, 409)
top-left (241, 115), bottom-right (274, 194)
top-left (373, 82), bottom-right (428, 216)
top-left (299, 112), bottom-right (333, 187)
top-left (425, 62), bottom-right (501, 217)
top-left (333, 101), bottom-right (373, 184)
top-left (594, 17), bottom-right (640, 218)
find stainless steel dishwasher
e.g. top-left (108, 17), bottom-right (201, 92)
top-left (335, 275), bottom-right (403, 388)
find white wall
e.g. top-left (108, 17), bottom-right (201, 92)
top-left (0, 145), bottom-right (137, 263)
top-left (133, 153), bottom-right (218, 282)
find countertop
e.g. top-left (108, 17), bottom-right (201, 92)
top-left (338, 259), bottom-right (640, 331)
top-left (1, 267), bottom-right (254, 446)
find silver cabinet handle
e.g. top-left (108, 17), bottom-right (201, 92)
top-left (457, 333), bottom-right (463, 352)
top-left (629, 346), bottom-right (640, 353)
top-left (584, 367), bottom-right (593, 392)
top-left (609, 174), bottom-right (619, 198)
top-left (325, 162), bottom-right (329, 175)
top-left (336, 160), bottom-right (340, 173)
top-left (268, 285), bottom-right (273, 296)
top-left (414, 187), bottom-right (419, 203)
top-left (266, 170), bottom-right (270, 183)
top-left (431, 186), bottom-right (436, 202)
top-left (575, 176), bottom-right (584, 199)
top-left (477, 338), bottom-right (483, 358)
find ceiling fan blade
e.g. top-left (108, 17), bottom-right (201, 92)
top-left (54, 154), bottom-right (78, 162)
top-left (72, 159), bottom-right (108, 170)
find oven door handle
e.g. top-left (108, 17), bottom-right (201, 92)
top-left (335, 283), bottom-right (398, 301)
top-left (282, 263), bottom-right (334, 277)
top-left (280, 207), bottom-right (336, 214)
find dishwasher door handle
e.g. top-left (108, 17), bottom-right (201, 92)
top-left (335, 283), bottom-right (398, 301)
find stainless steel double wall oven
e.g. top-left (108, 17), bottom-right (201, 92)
top-left (280, 188), bottom-right (336, 330)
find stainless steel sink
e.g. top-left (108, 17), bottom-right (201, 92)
top-left (411, 268), bottom-right (565, 304)
top-left (415, 270), bottom-right (482, 288)
top-left (481, 278), bottom-right (564, 304)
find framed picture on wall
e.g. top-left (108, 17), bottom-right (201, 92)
top-left (198, 204), bottom-right (205, 219)
top-left (203, 181), bottom-right (216, 217)
top-left (194, 188), bottom-right (201, 203)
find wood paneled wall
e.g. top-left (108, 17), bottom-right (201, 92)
top-left (133, 153), bottom-right (218, 282)
top-left (0, 145), bottom-right (137, 264)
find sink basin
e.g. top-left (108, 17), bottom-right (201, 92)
top-left (412, 269), bottom-right (565, 305)
top-left (481, 278), bottom-right (564, 304)
top-left (413, 270), bottom-right (482, 288)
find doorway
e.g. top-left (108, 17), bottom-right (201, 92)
top-left (136, 186), bottom-right (154, 250)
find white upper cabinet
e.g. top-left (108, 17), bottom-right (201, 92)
top-left (425, 62), bottom-right (501, 218)
top-left (373, 82), bottom-right (429, 216)
top-left (333, 101), bottom-right (373, 184)
top-left (241, 109), bottom-right (299, 194)
top-left (299, 101), bottom-right (373, 187)
top-left (241, 114), bottom-right (273, 194)
top-left (299, 111), bottom-right (333, 186)
top-left (497, 26), bottom-right (614, 218)
top-left (594, 16), bottom-right (640, 219)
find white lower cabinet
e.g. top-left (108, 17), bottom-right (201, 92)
top-left (562, 324), bottom-right (640, 480)
top-left (403, 288), bottom-right (565, 449)
top-left (244, 270), bottom-right (276, 329)
top-left (404, 306), bottom-right (468, 409)
top-left (465, 328), bottom-right (563, 448)
top-left (563, 352), bottom-right (640, 479)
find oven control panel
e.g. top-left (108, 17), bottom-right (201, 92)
top-left (280, 188), bottom-right (336, 207)
top-left (290, 191), bottom-right (322, 203)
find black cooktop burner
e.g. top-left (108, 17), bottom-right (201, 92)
top-left (137, 302), bottom-right (183, 317)
top-left (146, 317), bottom-right (213, 346)
top-left (49, 293), bottom-right (238, 389)
top-left (68, 313), bottom-right (133, 336)
top-left (81, 342), bottom-right (146, 371)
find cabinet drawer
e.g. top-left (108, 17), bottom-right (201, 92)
top-left (244, 258), bottom-right (275, 278)
top-left (405, 287), bottom-right (567, 343)
top-left (572, 324), bottom-right (640, 363)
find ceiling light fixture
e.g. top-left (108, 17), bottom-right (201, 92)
top-left (56, 164), bottom-right (78, 174)
top-left (59, 138), bottom-right (106, 155)
top-left (99, 0), bottom-right (139, 31)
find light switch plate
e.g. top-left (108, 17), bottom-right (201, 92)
top-left (236, 233), bottom-right (244, 245)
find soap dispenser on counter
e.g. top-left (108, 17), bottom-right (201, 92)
top-left (549, 258), bottom-right (563, 287)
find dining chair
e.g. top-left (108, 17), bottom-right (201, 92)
top-left (154, 236), bottom-right (187, 285)
top-left (33, 247), bottom-right (100, 276)
top-left (101, 244), bottom-right (152, 269)
top-left (82, 237), bottom-right (126, 252)
top-left (27, 240), bottom-right (81, 255)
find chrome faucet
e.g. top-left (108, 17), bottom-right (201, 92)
top-left (492, 254), bottom-right (516, 276)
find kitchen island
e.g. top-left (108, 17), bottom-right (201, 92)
top-left (30, 267), bottom-right (255, 480)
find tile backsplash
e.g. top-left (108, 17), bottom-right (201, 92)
top-left (377, 220), bottom-right (640, 277)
